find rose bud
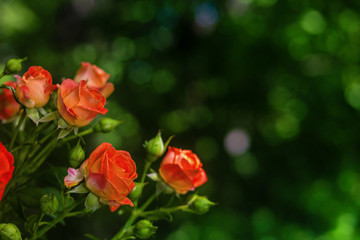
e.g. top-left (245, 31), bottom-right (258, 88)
top-left (40, 194), bottom-right (59, 214)
top-left (93, 117), bottom-right (122, 133)
top-left (74, 62), bottom-right (114, 98)
top-left (64, 143), bottom-right (138, 212)
top-left (0, 82), bottom-right (20, 120)
top-left (57, 79), bottom-right (108, 128)
top-left (134, 220), bottom-right (157, 239)
top-left (0, 142), bottom-right (14, 202)
top-left (69, 143), bottom-right (85, 168)
top-left (187, 195), bottom-right (215, 215)
top-left (159, 147), bottom-right (207, 194)
top-left (129, 182), bottom-right (147, 201)
top-left (85, 192), bottom-right (101, 211)
top-left (15, 66), bottom-right (56, 108)
top-left (0, 223), bottom-right (22, 240)
top-left (144, 131), bottom-right (165, 161)
top-left (3, 57), bottom-right (26, 75)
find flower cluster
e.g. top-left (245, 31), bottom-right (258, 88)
top-left (0, 58), bottom-right (213, 240)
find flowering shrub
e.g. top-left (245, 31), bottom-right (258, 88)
top-left (0, 58), bottom-right (214, 240)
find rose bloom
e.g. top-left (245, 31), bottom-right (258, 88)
top-left (0, 142), bottom-right (14, 202)
top-left (74, 62), bottom-right (114, 98)
top-left (64, 143), bottom-right (137, 211)
top-left (159, 147), bottom-right (207, 194)
top-left (57, 79), bottom-right (108, 127)
top-left (15, 66), bottom-right (56, 108)
top-left (0, 82), bottom-right (20, 120)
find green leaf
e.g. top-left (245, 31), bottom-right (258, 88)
top-left (147, 211), bottom-right (173, 222)
top-left (26, 108), bottom-right (40, 125)
top-left (38, 107), bottom-right (48, 115)
top-left (84, 233), bottom-right (101, 240)
top-left (10, 196), bottom-right (27, 221)
top-left (68, 183), bottom-right (89, 194)
top-left (147, 173), bottom-right (161, 182)
top-left (39, 111), bottom-right (59, 122)
top-left (58, 128), bottom-right (73, 140)
top-left (18, 188), bottom-right (44, 208)
top-left (58, 117), bottom-right (69, 129)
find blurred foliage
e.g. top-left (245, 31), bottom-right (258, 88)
top-left (2, 0), bottom-right (360, 239)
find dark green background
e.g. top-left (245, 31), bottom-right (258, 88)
top-left (1, 0), bottom-right (360, 239)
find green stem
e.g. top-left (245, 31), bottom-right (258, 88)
top-left (9, 109), bottom-right (26, 151)
top-left (31, 213), bottom-right (44, 240)
top-left (27, 138), bottom-right (57, 174)
top-left (140, 205), bottom-right (187, 216)
top-left (61, 128), bottom-right (94, 143)
top-left (27, 127), bottom-right (57, 160)
top-left (140, 161), bottom-right (151, 184)
top-left (111, 189), bottom-right (163, 240)
top-left (35, 199), bottom-right (84, 239)
top-left (0, 72), bottom-right (4, 79)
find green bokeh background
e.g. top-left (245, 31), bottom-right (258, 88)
top-left (2, 0), bottom-right (360, 239)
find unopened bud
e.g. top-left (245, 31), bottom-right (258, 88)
top-left (134, 220), bottom-right (157, 239)
top-left (40, 194), bottom-right (59, 214)
top-left (144, 131), bottom-right (164, 161)
top-left (3, 58), bottom-right (27, 75)
top-left (0, 223), bottom-right (22, 240)
top-left (94, 118), bottom-right (121, 133)
top-left (85, 192), bottom-right (101, 211)
top-left (188, 195), bottom-right (215, 215)
top-left (129, 182), bottom-right (147, 201)
top-left (69, 143), bottom-right (85, 168)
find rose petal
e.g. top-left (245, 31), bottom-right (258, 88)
top-left (64, 168), bottom-right (84, 188)
top-left (159, 164), bottom-right (193, 194)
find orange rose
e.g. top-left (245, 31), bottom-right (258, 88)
top-left (0, 82), bottom-right (20, 120)
top-left (65, 143), bottom-right (137, 211)
top-left (0, 142), bottom-right (14, 202)
top-left (57, 79), bottom-right (108, 127)
top-left (74, 62), bottom-right (114, 98)
top-left (15, 66), bottom-right (56, 108)
top-left (159, 147), bottom-right (207, 194)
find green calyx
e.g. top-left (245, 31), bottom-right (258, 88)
top-left (40, 194), bottom-right (59, 214)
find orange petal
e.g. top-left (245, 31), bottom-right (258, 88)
top-left (159, 164), bottom-right (193, 194)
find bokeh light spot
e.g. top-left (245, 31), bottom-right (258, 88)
top-left (345, 82), bottom-right (360, 110)
top-left (128, 61), bottom-right (153, 85)
top-left (150, 27), bottom-right (173, 51)
top-left (338, 10), bottom-right (360, 33)
top-left (285, 99), bottom-right (308, 120)
top-left (0, 2), bottom-right (38, 36)
top-left (252, 208), bottom-right (275, 233)
top-left (189, 105), bottom-right (213, 128)
top-left (72, 44), bottom-right (97, 64)
top-left (152, 69), bottom-right (176, 93)
top-left (275, 114), bottom-right (299, 139)
top-left (195, 136), bottom-right (218, 161)
top-left (156, 7), bottom-right (179, 29)
top-left (195, 3), bottom-right (219, 28)
top-left (301, 10), bottom-right (326, 35)
top-left (161, 110), bottom-right (189, 133)
top-left (111, 37), bottom-right (135, 61)
top-left (224, 129), bottom-right (250, 156)
top-left (234, 152), bottom-right (258, 176)
top-left (255, 0), bottom-right (277, 7)
top-left (131, 1), bottom-right (155, 23)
